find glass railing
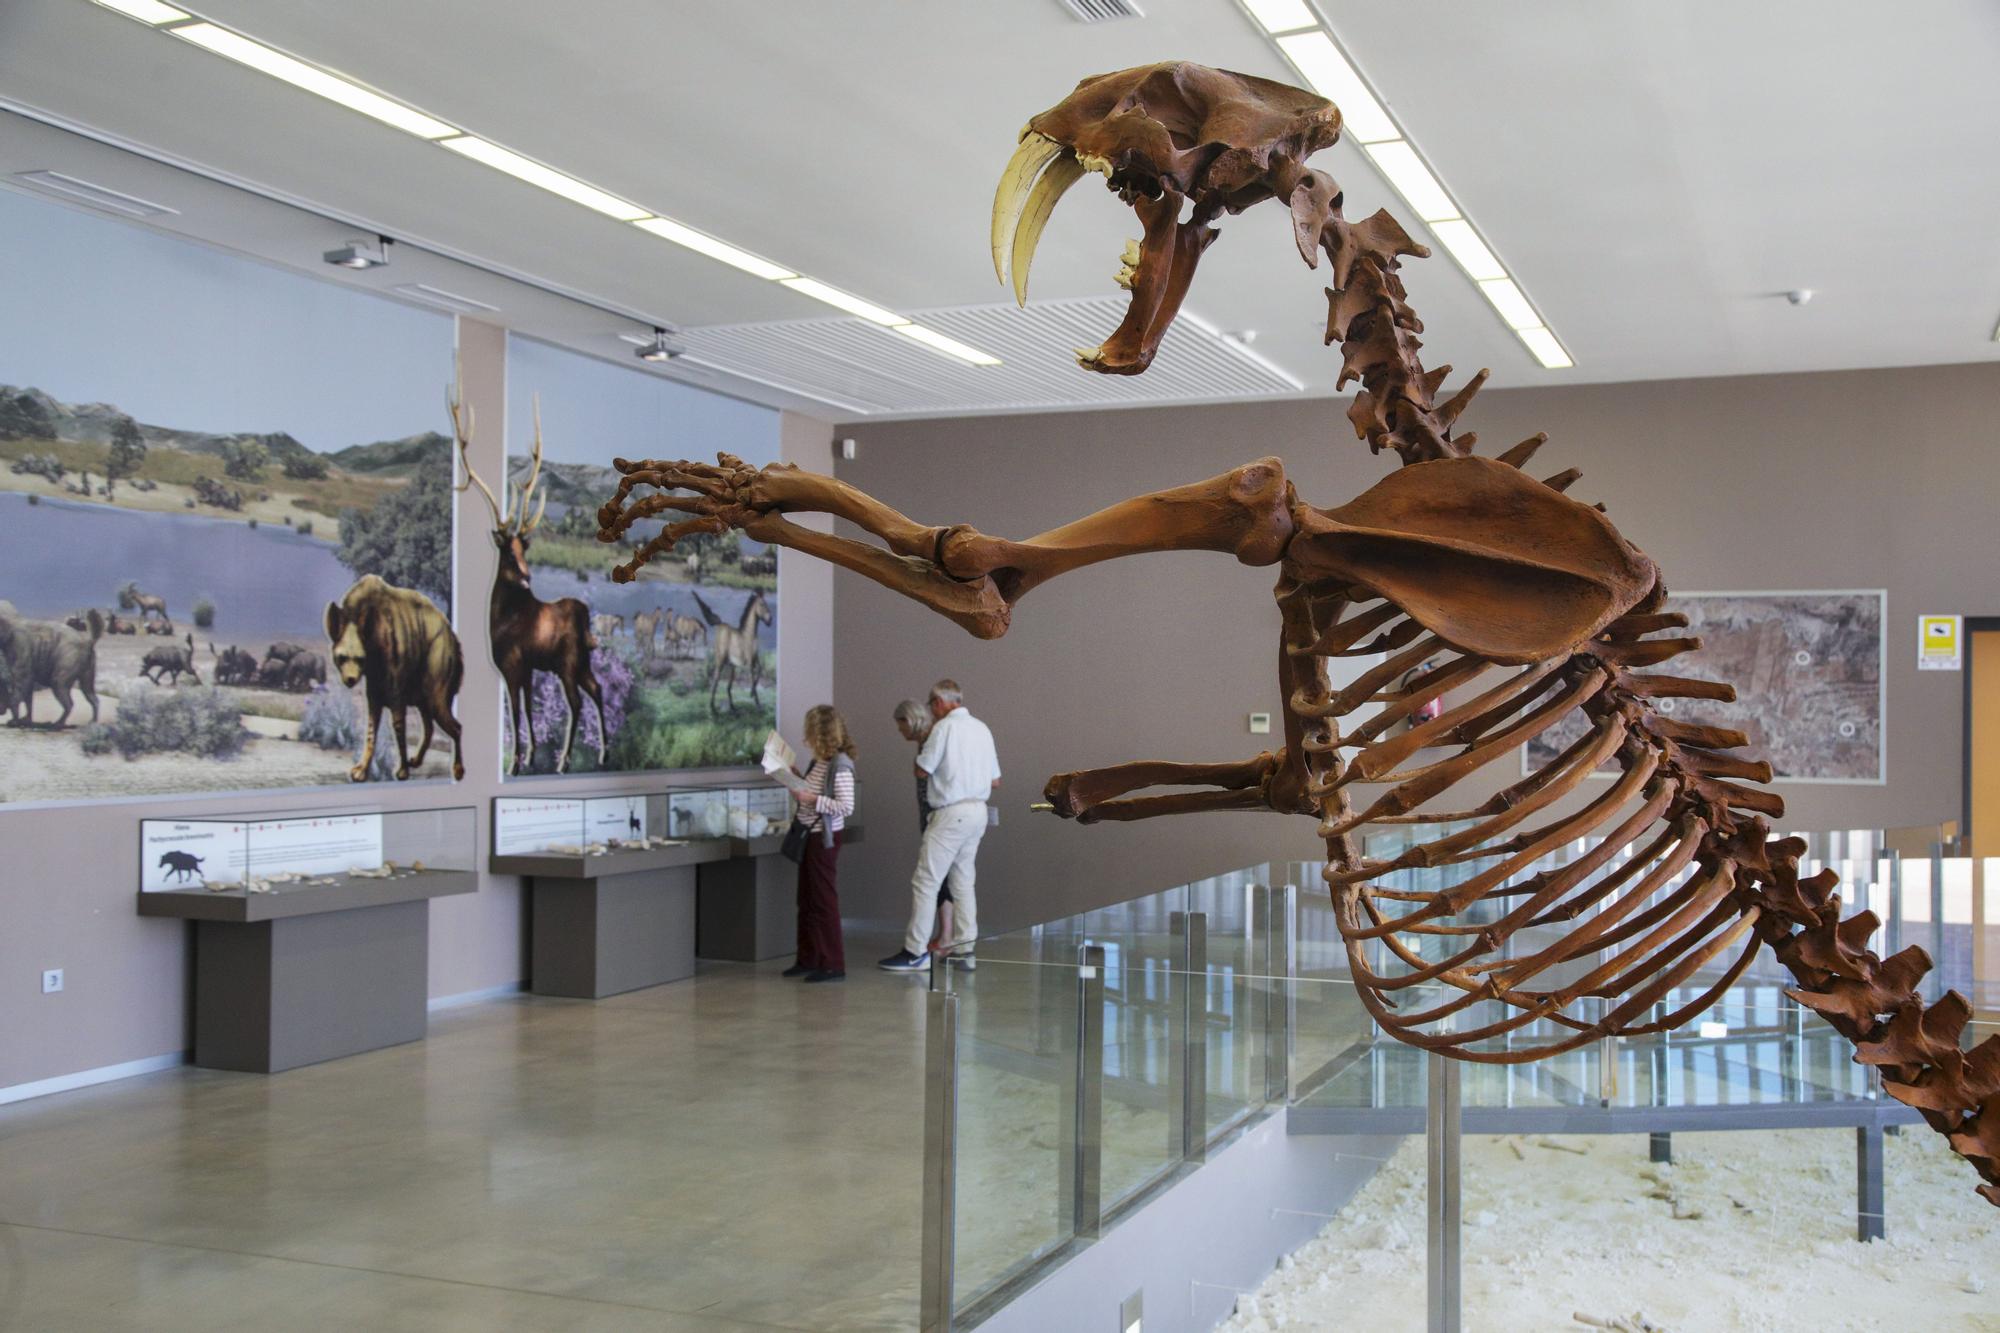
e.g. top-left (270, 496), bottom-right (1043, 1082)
top-left (918, 831), bottom-right (1998, 1331)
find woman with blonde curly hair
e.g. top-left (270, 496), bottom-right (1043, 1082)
top-left (777, 704), bottom-right (857, 982)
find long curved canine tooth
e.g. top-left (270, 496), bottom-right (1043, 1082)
top-left (1012, 154), bottom-right (1087, 307)
top-left (992, 131), bottom-right (1066, 283)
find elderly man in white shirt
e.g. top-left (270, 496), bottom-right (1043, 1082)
top-left (879, 679), bottom-right (1000, 972)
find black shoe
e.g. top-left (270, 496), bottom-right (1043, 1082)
top-left (805, 970), bottom-right (845, 983)
top-left (877, 949), bottom-right (929, 972)
top-left (781, 963), bottom-right (811, 977)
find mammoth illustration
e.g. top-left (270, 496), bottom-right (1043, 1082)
top-left (325, 574), bottom-right (464, 782)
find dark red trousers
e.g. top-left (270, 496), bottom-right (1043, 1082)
top-left (796, 829), bottom-right (845, 973)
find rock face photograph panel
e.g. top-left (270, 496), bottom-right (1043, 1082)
top-left (1524, 590), bottom-right (1885, 782)
top-left (0, 187), bottom-right (461, 806)
top-left (495, 336), bottom-right (778, 778)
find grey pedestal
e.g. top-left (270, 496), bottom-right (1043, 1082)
top-left (139, 869), bottom-right (476, 1074)
top-left (528, 866), bottom-right (699, 999)
top-left (696, 826), bottom-right (864, 964)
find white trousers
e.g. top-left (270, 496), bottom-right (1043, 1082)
top-left (905, 802), bottom-right (985, 955)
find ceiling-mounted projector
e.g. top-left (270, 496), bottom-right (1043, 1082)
top-left (324, 236), bottom-right (390, 269)
top-left (634, 328), bottom-right (684, 362)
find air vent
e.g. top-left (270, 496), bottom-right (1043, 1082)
top-left (389, 282), bottom-right (499, 315)
top-left (11, 170), bottom-right (178, 219)
top-left (1053, 0), bottom-right (1144, 21)
top-left (679, 296), bottom-right (1299, 418)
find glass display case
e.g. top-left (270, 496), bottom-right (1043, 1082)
top-left (138, 805), bottom-right (476, 894)
top-left (494, 785), bottom-right (794, 855)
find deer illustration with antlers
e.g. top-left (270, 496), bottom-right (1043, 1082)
top-left (451, 377), bottom-right (607, 775)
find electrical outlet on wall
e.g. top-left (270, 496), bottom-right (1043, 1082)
top-left (42, 968), bottom-right (63, 994)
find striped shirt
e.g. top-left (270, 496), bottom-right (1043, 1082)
top-left (797, 756), bottom-right (856, 835)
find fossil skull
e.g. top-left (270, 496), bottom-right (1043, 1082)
top-left (992, 61), bottom-right (1340, 375)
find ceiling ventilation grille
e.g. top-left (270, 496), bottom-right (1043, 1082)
top-left (11, 169), bottom-right (178, 219)
top-left (680, 296), bottom-right (1298, 418)
top-left (1052, 0), bottom-right (1144, 22)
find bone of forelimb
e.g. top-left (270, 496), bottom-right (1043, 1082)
top-left (1056, 786), bottom-right (1277, 823)
top-left (1043, 753), bottom-right (1278, 820)
top-left (670, 509), bottom-right (1016, 639)
top-left (945, 457), bottom-right (1298, 598)
top-left (613, 515), bottom-right (732, 580)
top-left (1344, 654), bottom-right (1503, 747)
top-left (1593, 636), bottom-right (1702, 668)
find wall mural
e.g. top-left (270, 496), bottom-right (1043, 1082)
top-left (0, 187), bottom-right (460, 806)
top-left (1524, 589), bottom-right (1885, 782)
top-left (498, 336), bottom-right (779, 777)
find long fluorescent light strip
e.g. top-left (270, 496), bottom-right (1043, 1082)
top-left (170, 25), bottom-right (456, 140)
top-left (1256, 5), bottom-right (1572, 369)
top-left (92, 2), bottom-right (1000, 368)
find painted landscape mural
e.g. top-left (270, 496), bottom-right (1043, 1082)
top-left (0, 187), bottom-right (458, 806)
top-left (499, 336), bottom-right (780, 776)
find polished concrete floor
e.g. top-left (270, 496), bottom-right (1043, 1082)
top-left (0, 945), bottom-right (935, 1332)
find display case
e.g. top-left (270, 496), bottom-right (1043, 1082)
top-left (134, 804), bottom-right (479, 1074)
top-left (139, 805), bottom-right (477, 914)
top-left (492, 794), bottom-right (695, 856)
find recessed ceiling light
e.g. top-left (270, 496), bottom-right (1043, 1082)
top-left (1426, 219), bottom-right (1505, 282)
top-left (894, 324), bottom-right (1002, 366)
top-left (438, 137), bottom-right (649, 221)
top-left (1274, 31), bottom-right (1397, 143)
top-left (1477, 277), bottom-right (1541, 332)
top-left (1363, 141), bottom-right (1458, 223)
top-left (12, 169), bottom-right (179, 219)
top-left (632, 218), bottom-right (793, 281)
top-left (170, 24), bottom-right (456, 140)
top-left (93, 0), bottom-right (187, 23)
top-left (391, 282), bottom-right (498, 315)
top-left (1517, 326), bottom-right (1573, 370)
top-left (780, 277), bottom-right (907, 327)
top-left (1241, 0), bottom-right (1316, 33)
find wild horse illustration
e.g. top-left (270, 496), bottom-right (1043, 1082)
top-left (690, 589), bottom-right (770, 716)
top-left (597, 63), bottom-right (1999, 1205)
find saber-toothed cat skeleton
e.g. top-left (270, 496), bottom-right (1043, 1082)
top-left (598, 63), bottom-right (1998, 1204)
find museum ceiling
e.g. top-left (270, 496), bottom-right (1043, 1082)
top-left (1, 0), bottom-right (1997, 419)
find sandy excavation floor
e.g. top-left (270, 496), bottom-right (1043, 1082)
top-left (1222, 1126), bottom-right (2000, 1333)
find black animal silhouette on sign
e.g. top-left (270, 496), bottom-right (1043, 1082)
top-left (157, 850), bottom-right (205, 884)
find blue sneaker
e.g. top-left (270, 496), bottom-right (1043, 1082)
top-left (877, 949), bottom-right (930, 972)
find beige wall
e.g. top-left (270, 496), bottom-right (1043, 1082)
top-left (829, 362), bottom-right (2000, 934)
top-left (0, 321), bottom-right (831, 1094)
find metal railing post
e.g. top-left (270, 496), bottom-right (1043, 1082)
top-left (1426, 1047), bottom-right (1462, 1333)
top-left (1073, 943), bottom-right (1106, 1239)
top-left (920, 984), bottom-right (959, 1333)
top-left (1184, 912), bottom-right (1209, 1162)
